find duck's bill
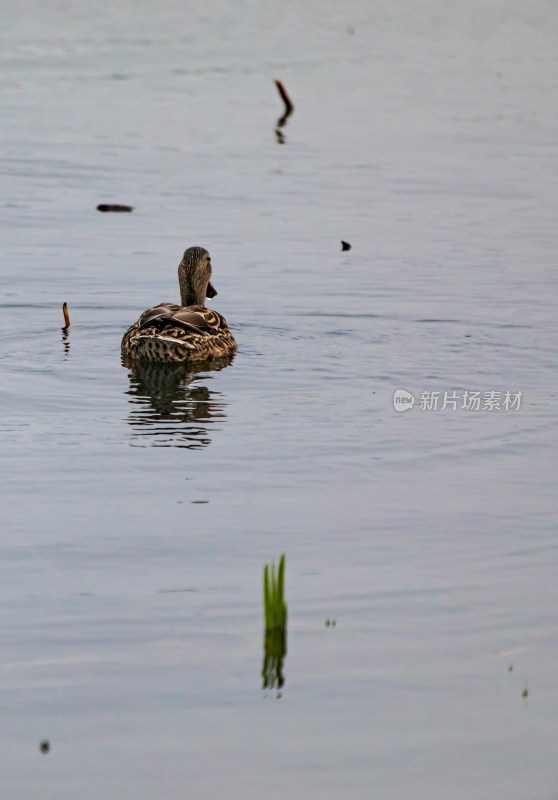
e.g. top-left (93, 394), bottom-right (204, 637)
top-left (206, 281), bottom-right (217, 298)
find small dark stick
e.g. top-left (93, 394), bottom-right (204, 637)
top-left (274, 80), bottom-right (294, 116)
top-left (96, 204), bottom-right (134, 212)
top-left (341, 241), bottom-right (352, 251)
top-left (62, 302), bottom-right (70, 328)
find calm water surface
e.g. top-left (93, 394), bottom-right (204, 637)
top-left (1, 2), bottom-right (557, 798)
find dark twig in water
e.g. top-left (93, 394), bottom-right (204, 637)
top-left (274, 79), bottom-right (295, 143)
top-left (274, 79), bottom-right (294, 120)
top-left (62, 302), bottom-right (70, 328)
top-left (341, 241), bottom-right (352, 251)
top-left (97, 204), bottom-right (134, 212)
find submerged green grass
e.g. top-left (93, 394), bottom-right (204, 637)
top-left (262, 554), bottom-right (287, 691)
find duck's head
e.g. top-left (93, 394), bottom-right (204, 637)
top-left (178, 246), bottom-right (218, 307)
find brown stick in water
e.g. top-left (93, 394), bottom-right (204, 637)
top-left (97, 204), bottom-right (134, 212)
top-left (62, 302), bottom-right (70, 328)
top-left (274, 79), bottom-right (294, 116)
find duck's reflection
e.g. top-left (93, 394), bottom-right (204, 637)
top-left (124, 357), bottom-right (233, 448)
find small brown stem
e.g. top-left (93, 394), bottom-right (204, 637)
top-left (96, 204), bottom-right (133, 212)
top-left (274, 79), bottom-right (294, 116)
top-left (62, 302), bottom-right (70, 328)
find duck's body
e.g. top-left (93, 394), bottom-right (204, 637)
top-left (121, 301), bottom-right (236, 364)
top-left (121, 247), bottom-right (237, 364)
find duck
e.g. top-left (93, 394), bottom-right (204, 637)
top-left (121, 246), bottom-right (237, 364)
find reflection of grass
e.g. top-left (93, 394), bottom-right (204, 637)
top-left (262, 627), bottom-right (286, 690)
top-left (262, 555), bottom-right (287, 692)
top-left (263, 554), bottom-right (287, 631)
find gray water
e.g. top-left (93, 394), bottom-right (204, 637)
top-left (1, 2), bottom-right (557, 798)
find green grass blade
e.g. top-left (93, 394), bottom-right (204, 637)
top-left (263, 554), bottom-right (287, 632)
top-left (278, 554), bottom-right (285, 607)
top-left (263, 564), bottom-right (271, 629)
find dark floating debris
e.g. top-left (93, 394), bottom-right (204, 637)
top-left (97, 204), bottom-right (134, 212)
top-left (274, 79), bottom-right (295, 143)
top-left (522, 684), bottom-right (529, 698)
top-left (274, 79), bottom-right (294, 118)
top-left (40, 740), bottom-right (50, 754)
top-left (341, 241), bottom-right (352, 251)
top-left (62, 302), bottom-right (70, 328)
